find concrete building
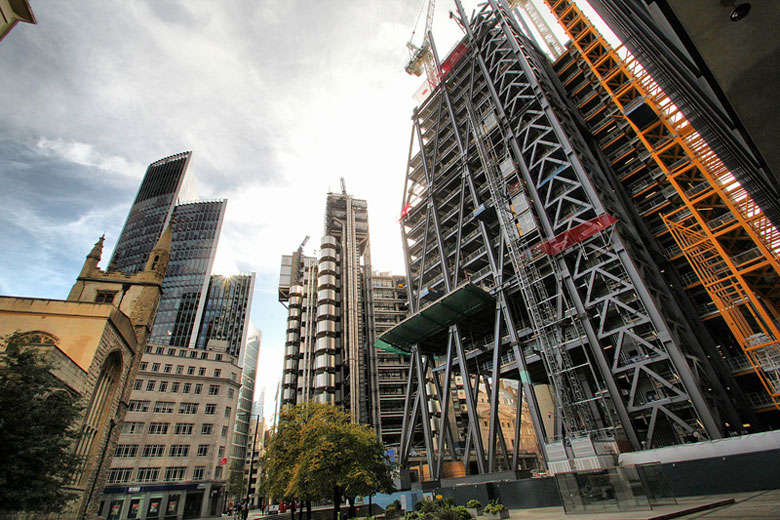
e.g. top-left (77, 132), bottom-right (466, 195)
top-left (100, 342), bottom-right (242, 520)
top-left (0, 0), bottom-right (34, 41)
top-left (381, 0), bottom-right (778, 482)
top-left (371, 272), bottom-right (410, 449)
top-left (0, 229), bottom-right (169, 519)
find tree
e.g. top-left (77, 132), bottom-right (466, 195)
top-left (262, 403), bottom-right (395, 520)
top-left (227, 459), bottom-right (246, 504)
top-left (0, 333), bottom-right (84, 515)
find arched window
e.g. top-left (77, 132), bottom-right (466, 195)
top-left (71, 351), bottom-right (123, 487)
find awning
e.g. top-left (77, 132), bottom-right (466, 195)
top-left (374, 282), bottom-right (494, 355)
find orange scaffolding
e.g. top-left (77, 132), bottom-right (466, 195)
top-left (543, 0), bottom-right (780, 409)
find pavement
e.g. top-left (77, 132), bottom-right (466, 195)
top-left (196, 490), bottom-right (780, 520)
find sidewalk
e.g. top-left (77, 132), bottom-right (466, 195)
top-left (236, 489), bottom-right (780, 520)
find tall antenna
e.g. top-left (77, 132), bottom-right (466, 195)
top-left (340, 177), bottom-right (347, 195)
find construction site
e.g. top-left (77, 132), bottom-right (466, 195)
top-left (375, 0), bottom-right (780, 511)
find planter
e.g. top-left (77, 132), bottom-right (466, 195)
top-left (467, 507), bottom-right (483, 518)
top-left (484, 510), bottom-right (509, 520)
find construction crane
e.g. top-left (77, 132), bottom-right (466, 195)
top-left (297, 235), bottom-right (310, 253)
top-left (405, 0), bottom-right (438, 88)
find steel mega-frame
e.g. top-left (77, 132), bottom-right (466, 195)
top-left (388, 0), bottom-right (744, 478)
top-left (544, 0), bottom-right (780, 415)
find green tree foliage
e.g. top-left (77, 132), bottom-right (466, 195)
top-left (227, 459), bottom-right (246, 501)
top-left (261, 403), bottom-right (395, 519)
top-left (0, 334), bottom-right (84, 514)
top-left (406, 498), bottom-right (470, 520)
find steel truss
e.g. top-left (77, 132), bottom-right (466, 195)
top-left (396, 0), bottom-right (742, 478)
top-left (544, 0), bottom-right (780, 410)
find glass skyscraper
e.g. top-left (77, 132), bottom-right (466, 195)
top-left (194, 273), bottom-right (256, 356)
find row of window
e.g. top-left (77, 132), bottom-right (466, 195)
top-left (122, 421), bottom-right (229, 437)
top-left (114, 443), bottom-right (212, 458)
top-left (127, 401), bottom-right (232, 418)
top-left (139, 361), bottom-right (224, 377)
top-left (133, 379), bottom-right (234, 398)
top-left (107, 465), bottom-right (218, 484)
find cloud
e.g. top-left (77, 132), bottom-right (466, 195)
top-left (35, 137), bottom-right (146, 180)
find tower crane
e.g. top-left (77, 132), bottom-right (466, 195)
top-left (405, 0), bottom-right (438, 88)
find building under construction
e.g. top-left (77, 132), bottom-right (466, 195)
top-left (278, 189), bottom-right (411, 443)
top-left (380, 0), bottom-right (780, 481)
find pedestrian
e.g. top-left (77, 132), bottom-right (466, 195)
top-left (291, 500), bottom-right (296, 520)
top-left (243, 501), bottom-right (250, 520)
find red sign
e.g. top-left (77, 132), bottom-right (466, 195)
top-left (539, 214), bottom-right (618, 255)
top-left (219, 458), bottom-right (227, 465)
top-left (439, 43), bottom-right (468, 79)
top-left (399, 203), bottom-right (412, 222)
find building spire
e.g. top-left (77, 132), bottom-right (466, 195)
top-left (79, 234), bottom-right (105, 277)
top-left (145, 220), bottom-right (173, 277)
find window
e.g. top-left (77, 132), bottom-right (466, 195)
top-left (214, 369), bottom-right (221, 377)
top-left (201, 424), bottom-right (213, 435)
top-left (174, 423), bottom-right (193, 435)
top-left (133, 379), bottom-right (143, 391)
top-left (179, 403), bottom-right (198, 414)
top-left (205, 404), bottom-right (216, 415)
top-left (168, 445), bottom-right (190, 457)
top-left (221, 425), bottom-right (228, 437)
top-left (231, 372), bottom-right (237, 382)
top-left (216, 354), bottom-right (223, 361)
top-left (155, 347), bottom-right (164, 354)
top-left (148, 422), bottom-right (169, 435)
top-left (200, 352), bottom-right (208, 360)
top-left (194, 384), bottom-right (203, 395)
top-left (187, 366), bottom-right (195, 375)
top-left (164, 467), bottom-right (186, 482)
top-left (198, 367), bottom-right (206, 376)
top-left (136, 467), bottom-right (160, 483)
top-left (190, 351), bottom-right (197, 359)
top-left (163, 364), bottom-right (172, 373)
top-left (178, 349), bottom-right (187, 357)
top-left (95, 291), bottom-right (116, 303)
top-left (193, 466), bottom-right (206, 481)
top-left (171, 382), bottom-right (180, 393)
top-left (107, 468), bottom-right (133, 484)
top-left (197, 444), bottom-right (209, 457)
top-left (182, 383), bottom-right (192, 393)
top-left (158, 381), bottom-right (168, 392)
top-left (122, 421), bottom-right (144, 434)
top-left (227, 388), bottom-right (234, 399)
top-left (153, 401), bottom-right (174, 414)
top-left (114, 444), bottom-right (138, 458)
top-left (146, 380), bottom-right (156, 392)
top-left (151, 363), bottom-right (160, 372)
top-left (167, 349), bottom-right (176, 356)
top-left (218, 446), bottom-right (224, 457)
top-left (175, 365), bottom-right (184, 374)
top-left (139, 362), bottom-right (148, 371)
top-left (214, 466), bottom-right (222, 479)
top-left (208, 384), bottom-right (220, 396)
top-left (224, 406), bottom-right (231, 419)
top-left (129, 400), bottom-right (150, 412)
top-left (142, 444), bottom-right (165, 458)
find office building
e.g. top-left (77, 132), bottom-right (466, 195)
top-left (371, 272), bottom-right (411, 448)
top-left (0, 230), bottom-right (169, 519)
top-left (109, 152), bottom-right (225, 350)
top-left (195, 275), bottom-right (256, 357)
top-left (100, 343), bottom-right (242, 520)
top-left (279, 189), bottom-right (410, 435)
top-left (231, 323), bottom-right (261, 462)
top-left (379, 0), bottom-right (778, 480)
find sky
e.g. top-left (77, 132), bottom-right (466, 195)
top-left (0, 1), bottom-right (613, 423)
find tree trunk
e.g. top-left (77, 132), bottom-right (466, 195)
top-left (348, 497), bottom-right (356, 519)
top-left (306, 500), bottom-right (312, 520)
top-left (333, 487), bottom-right (341, 520)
